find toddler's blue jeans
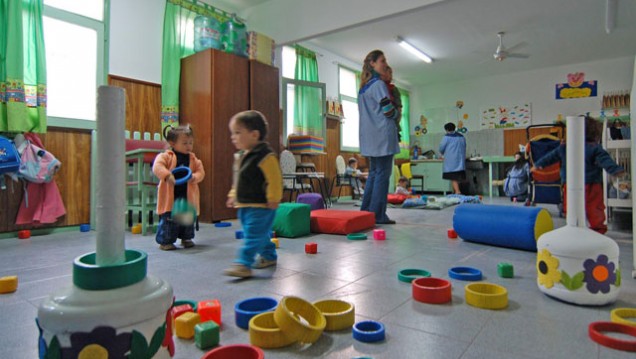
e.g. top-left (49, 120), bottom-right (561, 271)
top-left (236, 207), bottom-right (277, 267)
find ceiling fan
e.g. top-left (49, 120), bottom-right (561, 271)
top-left (493, 32), bottom-right (529, 61)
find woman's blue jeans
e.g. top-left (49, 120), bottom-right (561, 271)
top-left (360, 155), bottom-right (394, 223)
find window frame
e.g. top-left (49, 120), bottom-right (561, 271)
top-left (281, 78), bottom-right (326, 146)
top-left (338, 65), bottom-right (360, 152)
top-left (43, 1), bottom-right (108, 130)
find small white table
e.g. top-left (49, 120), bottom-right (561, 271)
top-left (483, 156), bottom-right (515, 199)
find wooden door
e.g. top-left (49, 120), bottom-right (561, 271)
top-left (249, 60), bottom-right (280, 155)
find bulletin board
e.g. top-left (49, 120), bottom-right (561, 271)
top-left (480, 103), bottom-right (532, 129)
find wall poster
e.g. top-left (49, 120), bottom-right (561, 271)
top-left (480, 103), bottom-right (532, 129)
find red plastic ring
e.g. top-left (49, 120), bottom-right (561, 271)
top-left (201, 344), bottom-right (264, 359)
top-left (588, 321), bottom-right (636, 352)
top-left (412, 277), bottom-right (452, 304)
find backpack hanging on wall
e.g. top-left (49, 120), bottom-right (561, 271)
top-left (17, 140), bottom-right (61, 183)
top-left (0, 135), bottom-right (21, 175)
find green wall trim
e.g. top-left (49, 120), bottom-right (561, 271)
top-left (0, 226), bottom-right (82, 240)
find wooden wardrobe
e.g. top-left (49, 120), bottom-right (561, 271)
top-left (179, 49), bottom-right (280, 223)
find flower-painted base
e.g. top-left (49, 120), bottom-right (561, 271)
top-left (537, 226), bottom-right (620, 306)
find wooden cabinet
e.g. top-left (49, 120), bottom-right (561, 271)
top-left (179, 49), bottom-right (279, 222)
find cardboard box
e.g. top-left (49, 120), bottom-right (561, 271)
top-left (248, 31), bottom-right (275, 65)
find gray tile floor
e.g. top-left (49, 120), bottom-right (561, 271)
top-left (1, 198), bottom-right (634, 359)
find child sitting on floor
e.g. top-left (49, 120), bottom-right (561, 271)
top-left (395, 176), bottom-right (411, 195)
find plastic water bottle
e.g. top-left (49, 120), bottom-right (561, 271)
top-left (413, 146), bottom-right (419, 160)
top-left (194, 15), bottom-right (221, 52)
top-left (221, 17), bottom-right (247, 57)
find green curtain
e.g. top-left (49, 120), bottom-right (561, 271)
top-left (0, 0), bottom-right (47, 133)
top-left (161, 0), bottom-right (229, 132)
top-left (395, 87), bottom-right (410, 159)
top-left (293, 45), bottom-right (322, 137)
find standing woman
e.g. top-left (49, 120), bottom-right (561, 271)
top-left (439, 122), bottom-right (466, 194)
top-left (358, 50), bottom-right (400, 224)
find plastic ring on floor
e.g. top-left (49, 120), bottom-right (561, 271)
top-left (79, 224), bottom-right (91, 232)
top-left (172, 166), bottom-right (192, 186)
top-left (174, 299), bottom-right (198, 312)
top-left (398, 269), bottom-right (432, 283)
top-left (201, 344), bottom-right (265, 359)
top-left (352, 321), bottom-right (385, 343)
top-left (235, 297), bottom-right (278, 330)
top-left (347, 233), bottom-right (368, 240)
top-left (448, 266), bottom-right (482, 281)
top-left (412, 277), bottom-right (452, 304)
top-left (588, 321), bottom-right (636, 352)
top-left (465, 282), bottom-right (508, 310)
top-left (214, 222), bottom-right (232, 227)
top-left (273, 296), bottom-right (326, 344)
top-left (248, 312), bottom-right (296, 349)
top-left (611, 308), bottom-right (636, 327)
top-left (313, 299), bottom-right (355, 331)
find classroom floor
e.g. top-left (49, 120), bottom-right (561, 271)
top-left (1, 197), bottom-right (634, 359)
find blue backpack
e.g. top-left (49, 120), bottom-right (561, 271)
top-left (0, 135), bottom-right (20, 175)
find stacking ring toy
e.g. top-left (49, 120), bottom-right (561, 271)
top-left (347, 233), bottom-right (367, 240)
top-left (588, 321), bottom-right (636, 352)
top-left (465, 283), bottom-right (508, 310)
top-left (398, 269), bottom-right (431, 283)
top-left (412, 277), bottom-right (452, 304)
top-left (174, 299), bottom-right (198, 312)
top-left (611, 308), bottom-right (636, 327)
top-left (448, 266), bottom-right (482, 281)
top-left (313, 299), bottom-right (355, 331)
top-left (214, 222), bottom-right (232, 227)
top-left (235, 297), bottom-right (278, 330)
top-left (248, 312), bottom-right (296, 348)
top-left (352, 321), bottom-right (385, 343)
top-left (172, 166), bottom-right (192, 185)
top-left (273, 296), bottom-right (326, 344)
top-left (201, 344), bottom-right (264, 359)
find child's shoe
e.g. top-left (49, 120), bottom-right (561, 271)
top-left (223, 264), bottom-right (252, 278)
top-left (253, 256), bottom-right (277, 269)
top-left (181, 239), bottom-right (195, 248)
top-left (159, 244), bottom-right (177, 251)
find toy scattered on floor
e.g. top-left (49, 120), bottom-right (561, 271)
top-left (174, 299), bottom-right (198, 311)
top-left (352, 320), bottom-right (385, 343)
top-left (313, 299), bottom-right (355, 331)
top-left (610, 308), bottom-right (636, 327)
top-left (465, 283), bottom-right (508, 310)
top-left (175, 311), bottom-right (201, 339)
top-left (310, 209), bottom-right (375, 235)
top-left (448, 266), bottom-right (483, 281)
top-left (249, 311), bottom-right (295, 348)
top-left (373, 229), bottom-right (386, 240)
top-left (296, 192), bottom-right (325, 211)
top-left (195, 320), bottom-right (220, 349)
top-left (214, 222), bottom-right (232, 227)
top-left (271, 237), bottom-right (279, 248)
top-left (17, 230), bottom-right (30, 239)
top-left (170, 303), bottom-right (194, 328)
top-left (447, 228), bottom-right (457, 239)
top-left (274, 296), bottom-right (326, 344)
top-left (272, 202), bottom-right (311, 237)
top-left (412, 277), bottom-right (452, 304)
top-left (498, 262), bottom-right (514, 278)
top-left (201, 343), bottom-right (264, 359)
top-left (79, 224), bottom-right (91, 232)
top-left (453, 204), bottom-right (553, 251)
top-left (347, 233), bottom-right (367, 240)
top-left (305, 242), bottom-right (318, 254)
top-left (131, 224), bottom-right (142, 234)
top-left (234, 297), bottom-right (278, 330)
top-left (235, 230), bottom-right (244, 239)
top-left (198, 299), bottom-right (222, 326)
top-left (397, 269), bottom-right (431, 283)
top-left (0, 276), bottom-right (18, 294)
top-left (588, 321), bottom-right (636, 352)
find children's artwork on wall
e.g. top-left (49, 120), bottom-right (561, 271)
top-left (457, 114), bottom-right (469, 133)
top-left (555, 72), bottom-right (597, 100)
top-left (413, 115), bottom-right (428, 136)
top-left (480, 103), bottom-right (532, 129)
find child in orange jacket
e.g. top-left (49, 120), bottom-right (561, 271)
top-left (152, 125), bottom-right (205, 250)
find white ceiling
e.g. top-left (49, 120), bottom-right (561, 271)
top-left (216, 0), bottom-right (636, 87)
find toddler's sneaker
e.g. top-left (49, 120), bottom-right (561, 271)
top-left (223, 264), bottom-right (252, 278)
top-left (253, 256), bottom-right (277, 269)
top-left (181, 239), bottom-right (195, 248)
top-left (159, 244), bottom-right (177, 251)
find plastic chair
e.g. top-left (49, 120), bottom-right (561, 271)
top-left (280, 150), bottom-right (311, 201)
top-left (329, 155), bottom-right (361, 201)
top-left (401, 162), bottom-right (424, 194)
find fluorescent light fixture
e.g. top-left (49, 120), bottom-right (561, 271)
top-left (605, 0), bottom-right (617, 34)
top-left (396, 36), bottom-right (433, 63)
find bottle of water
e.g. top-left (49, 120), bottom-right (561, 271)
top-left (413, 146), bottom-right (419, 160)
top-left (221, 17), bottom-right (247, 57)
top-left (194, 15), bottom-right (221, 52)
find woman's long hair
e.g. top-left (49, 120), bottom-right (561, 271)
top-left (513, 151), bottom-right (527, 170)
top-left (359, 50), bottom-right (384, 90)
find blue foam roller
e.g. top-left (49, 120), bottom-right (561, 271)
top-left (452, 204), bottom-right (553, 251)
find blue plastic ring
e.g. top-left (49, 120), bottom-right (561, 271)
top-left (214, 222), bottom-right (232, 227)
top-left (448, 266), bottom-right (482, 281)
top-left (79, 224), bottom-right (91, 232)
top-left (234, 297), bottom-right (278, 330)
top-left (352, 321), bottom-right (385, 343)
top-left (172, 166), bottom-right (192, 185)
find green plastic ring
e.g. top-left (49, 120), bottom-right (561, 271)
top-left (347, 233), bottom-right (368, 240)
top-left (73, 249), bottom-right (147, 290)
top-left (174, 299), bottom-right (198, 312)
top-left (398, 269), bottom-right (432, 283)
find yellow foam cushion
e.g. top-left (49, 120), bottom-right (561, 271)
top-left (0, 276), bottom-right (18, 294)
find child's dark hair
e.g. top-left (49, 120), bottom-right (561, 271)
top-left (398, 176), bottom-right (409, 184)
top-left (163, 125), bottom-right (193, 143)
top-left (513, 151), bottom-right (527, 170)
top-left (348, 157), bottom-right (358, 165)
top-left (584, 115), bottom-right (601, 143)
top-left (232, 110), bottom-right (268, 141)
top-left (444, 122), bottom-right (456, 132)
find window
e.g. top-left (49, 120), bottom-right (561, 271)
top-left (43, 0), bottom-right (106, 128)
top-left (339, 66), bottom-right (360, 150)
top-left (281, 45), bottom-right (296, 79)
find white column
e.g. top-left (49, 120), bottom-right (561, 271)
top-left (565, 116), bottom-right (586, 228)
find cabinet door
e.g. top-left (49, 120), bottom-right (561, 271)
top-left (250, 60), bottom-right (280, 154)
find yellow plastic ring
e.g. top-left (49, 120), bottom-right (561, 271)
top-left (248, 312), bottom-right (296, 348)
top-left (273, 296), bottom-right (326, 344)
top-left (465, 283), bottom-right (508, 310)
top-left (313, 299), bottom-right (355, 331)
top-left (611, 308), bottom-right (636, 327)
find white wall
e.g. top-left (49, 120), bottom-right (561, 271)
top-left (412, 56), bottom-right (635, 134)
